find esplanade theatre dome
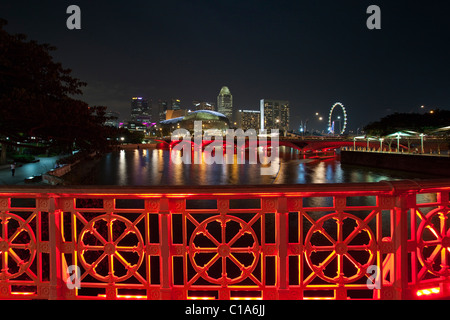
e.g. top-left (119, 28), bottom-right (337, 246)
top-left (160, 110), bottom-right (230, 134)
top-left (181, 110), bottom-right (230, 132)
top-left (183, 110), bottom-right (229, 122)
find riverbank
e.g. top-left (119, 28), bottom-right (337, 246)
top-left (340, 150), bottom-right (450, 176)
top-left (57, 153), bottom-right (105, 185)
top-left (0, 155), bottom-right (67, 185)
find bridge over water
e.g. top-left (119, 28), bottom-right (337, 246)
top-left (1, 180), bottom-right (449, 300)
top-left (154, 136), bottom-right (385, 153)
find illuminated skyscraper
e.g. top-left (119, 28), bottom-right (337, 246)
top-left (217, 86), bottom-right (233, 120)
top-left (171, 98), bottom-right (181, 111)
top-left (158, 100), bottom-right (168, 122)
top-left (260, 99), bottom-right (289, 133)
top-left (193, 101), bottom-right (215, 111)
top-left (131, 97), bottom-right (151, 122)
top-left (236, 109), bottom-right (260, 130)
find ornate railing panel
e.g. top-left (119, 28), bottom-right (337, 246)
top-left (0, 180), bottom-right (449, 300)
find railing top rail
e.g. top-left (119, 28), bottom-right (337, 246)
top-left (0, 179), bottom-right (449, 198)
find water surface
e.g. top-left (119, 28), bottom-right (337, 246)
top-left (90, 147), bottom-right (439, 186)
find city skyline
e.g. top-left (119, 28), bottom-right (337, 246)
top-left (1, 1), bottom-right (450, 303)
top-left (1, 1), bottom-right (449, 132)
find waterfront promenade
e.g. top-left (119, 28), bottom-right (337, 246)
top-left (0, 155), bottom-right (62, 185)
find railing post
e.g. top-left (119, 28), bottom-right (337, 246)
top-left (159, 197), bottom-right (172, 299)
top-left (392, 191), bottom-right (413, 300)
top-left (276, 197), bottom-right (289, 299)
top-left (48, 196), bottom-right (64, 300)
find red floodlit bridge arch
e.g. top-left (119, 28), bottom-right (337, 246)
top-left (156, 137), bottom-right (384, 153)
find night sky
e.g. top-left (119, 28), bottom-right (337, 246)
top-left (1, 0), bottom-right (450, 132)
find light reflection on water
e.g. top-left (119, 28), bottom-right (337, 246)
top-left (89, 146), bottom-right (441, 258)
top-left (91, 147), bottom-right (439, 187)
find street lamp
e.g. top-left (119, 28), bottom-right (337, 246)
top-left (312, 113), bottom-right (322, 134)
top-left (420, 133), bottom-right (425, 153)
top-left (396, 133), bottom-right (400, 152)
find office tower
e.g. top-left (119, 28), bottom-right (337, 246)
top-left (158, 100), bottom-right (168, 122)
top-left (217, 86), bottom-right (233, 119)
top-left (260, 99), bottom-right (289, 132)
top-left (193, 101), bottom-right (215, 111)
top-left (171, 98), bottom-right (181, 111)
top-left (236, 109), bottom-right (261, 130)
top-left (131, 97), bottom-right (151, 122)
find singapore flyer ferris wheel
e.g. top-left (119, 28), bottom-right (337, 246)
top-left (328, 102), bottom-right (347, 135)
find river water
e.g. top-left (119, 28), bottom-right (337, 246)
top-left (81, 147), bottom-right (441, 295)
top-left (89, 146), bottom-right (439, 186)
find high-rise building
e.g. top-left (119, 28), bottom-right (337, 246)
top-left (260, 99), bottom-right (289, 132)
top-left (158, 100), bottom-right (168, 122)
top-left (131, 97), bottom-right (151, 122)
top-left (171, 98), bottom-right (181, 111)
top-left (217, 86), bottom-right (233, 120)
top-left (236, 109), bottom-right (261, 130)
top-left (193, 101), bottom-right (215, 111)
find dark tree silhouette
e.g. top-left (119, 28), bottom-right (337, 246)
top-left (0, 19), bottom-right (111, 163)
top-left (364, 110), bottom-right (450, 136)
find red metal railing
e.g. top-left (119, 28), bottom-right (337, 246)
top-left (0, 180), bottom-right (449, 300)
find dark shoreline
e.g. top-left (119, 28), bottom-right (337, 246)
top-left (341, 150), bottom-right (450, 177)
top-left (60, 153), bottom-right (105, 185)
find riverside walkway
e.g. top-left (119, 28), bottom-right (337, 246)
top-left (0, 155), bottom-right (63, 185)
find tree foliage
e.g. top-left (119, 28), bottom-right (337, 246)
top-left (0, 19), bottom-right (111, 156)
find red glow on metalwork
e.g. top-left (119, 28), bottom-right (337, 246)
top-left (70, 193), bottom-right (163, 198)
top-left (11, 292), bottom-right (34, 296)
top-left (1, 180), bottom-right (450, 300)
top-left (416, 287), bottom-right (440, 297)
top-left (426, 226), bottom-right (439, 239)
top-left (188, 296), bottom-right (262, 300)
top-left (98, 294), bottom-right (147, 299)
